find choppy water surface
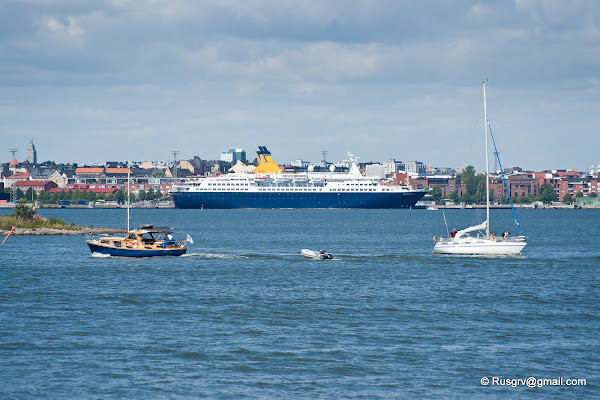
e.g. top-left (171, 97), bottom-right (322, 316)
top-left (1, 208), bottom-right (598, 398)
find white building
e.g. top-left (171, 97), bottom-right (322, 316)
top-left (365, 164), bottom-right (386, 179)
top-left (384, 159), bottom-right (403, 175)
top-left (400, 161), bottom-right (426, 175)
top-left (290, 159), bottom-right (311, 168)
top-left (221, 148), bottom-right (247, 164)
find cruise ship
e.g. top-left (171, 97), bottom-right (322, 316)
top-left (169, 147), bottom-right (427, 209)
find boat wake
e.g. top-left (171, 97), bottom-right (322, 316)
top-left (182, 252), bottom-right (252, 259)
top-left (91, 252), bottom-right (112, 258)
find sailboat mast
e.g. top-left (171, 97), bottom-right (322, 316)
top-left (483, 82), bottom-right (490, 238)
top-left (127, 162), bottom-right (130, 232)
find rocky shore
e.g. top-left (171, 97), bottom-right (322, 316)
top-left (2, 227), bottom-right (126, 236)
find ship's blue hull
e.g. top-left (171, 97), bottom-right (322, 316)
top-left (87, 242), bottom-right (187, 257)
top-left (170, 190), bottom-right (426, 209)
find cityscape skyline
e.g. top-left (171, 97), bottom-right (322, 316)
top-left (4, 139), bottom-right (599, 175)
top-left (1, 1), bottom-right (600, 171)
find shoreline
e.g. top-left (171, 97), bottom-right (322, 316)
top-left (1, 227), bottom-right (126, 236)
top-left (416, 204), bottom-right (598, 210)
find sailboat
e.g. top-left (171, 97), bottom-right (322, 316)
top-left (433, 82), bottom-right (527, 255)
top-left (86, 163), bottom-right (190, 257)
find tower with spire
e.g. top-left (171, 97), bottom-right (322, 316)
top-left (26, 139), bottom-right (37, 164)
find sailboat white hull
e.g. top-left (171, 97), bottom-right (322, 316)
top-left (433, 239), bottom-right (526, 255)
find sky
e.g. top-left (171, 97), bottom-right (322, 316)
top-left (1, 0), bottom-right (599, 172)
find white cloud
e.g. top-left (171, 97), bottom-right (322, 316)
top-left (466, 2), bottom-right (496, 19)
top-left (39, 15), bottom-right (85, 46)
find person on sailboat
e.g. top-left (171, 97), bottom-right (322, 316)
top-left (451, 229), bottom-right (457, 238)
top-left (502, 231), bottom-right (510, 240)
top-left (491, 232), bottom-right (496, 241)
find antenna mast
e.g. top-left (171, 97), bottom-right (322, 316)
top-left (9, 149), bottom-right (18, 204)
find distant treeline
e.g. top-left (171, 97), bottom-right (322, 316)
top-left (8, 187), bottom-right (167, 204)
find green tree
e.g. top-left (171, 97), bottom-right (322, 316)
top-left (24, 187), bottom-right (36, 202)
top-left (113, 189), bottom-right (126, 204)
top-left (562, 193), bottom-right (573, 203)
top-left (575, 191), bottom-right (583, 198)
top-left (539, 183), bottom-right (558, 203)
top-left (521, 194), bottom-right (534, 204)
top-left (146, 188), bottom-right (155, 200)
top-left (13, 202), bottom-right (37, 220)
top-left (458, 166), bottom-right (477, 195)
top-left (460, 193), bottom-right (472, 204)
top-left (458, 165), bottom-right (488, 204)
top-left (15, 188), bottom-right (25, 200)
top-left (590, 192), bottom-right (598, 198)
top-left (73, 189), bottom-right (82, 202)
top-left (430, 186), bottom-right (442, 202)
top-left (138, 190), bottom-right (147, 201)
top-left (474, 175), bottom-right (487, 203)
top-left (85, 190), bottom-right (97, 202)
top-left (151, 170), bottom-right (165, 178)
top-left (447, 191), bottom-right (459, 202)
top-left (37, 190), bottom-right (48, 204)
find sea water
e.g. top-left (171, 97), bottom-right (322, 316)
top-left (0, 208), bottom-right (598, 398)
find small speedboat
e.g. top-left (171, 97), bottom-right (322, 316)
top-left (301, 249), bottom-right (333, 260)
top-left (86, 225), bottom-right (188, 257)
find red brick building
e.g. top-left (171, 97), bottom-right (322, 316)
top-left (396, 173), bottom-right (465, 198)
top-left (13, 180), bottom-right (58, 195)
top-left (489, 174), bottom-right (539, 200)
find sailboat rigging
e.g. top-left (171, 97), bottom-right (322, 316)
top-left (432, 82), bottom-right (527, 255)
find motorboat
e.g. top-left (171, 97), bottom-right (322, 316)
top-left (86, 225), bottom-right (188, 257)
top-left (433, 82), bottom-right (527, 255)
top-left (301, 249), bottom-right (333, 260)
top-left (86, 163), bottom-right (190, 257)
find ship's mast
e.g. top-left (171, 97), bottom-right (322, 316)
top-left (127, 161), bottom-right (130, 232)
top-left (483, 81), bottom-right (490, 239)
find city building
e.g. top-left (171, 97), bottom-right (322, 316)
top-left (408, 175), bottom-right (465, 197)
top-left (383, 159), bottom-right (403, 176)
top-left (489, 174), bottom-right (538, 200)
top-left (290, 159), bottom-right (311, 168)
top-left (26, 140), bottom-right (37, 164)
top-left (3, 172), bottom-right (31, 188)
top-left (220, 148), bottom-right (246, 164)
top-left (228, 160), bottom-right (255, 173)
top-left (400, 161), bottom-right (427, 175)
top-left (14, 180), bottom-right (58, 195)
top-left (365, 164), bottom-right (386, 179)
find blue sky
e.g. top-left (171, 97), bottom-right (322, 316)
top-left (1, 0), bottom-right (599, 172)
